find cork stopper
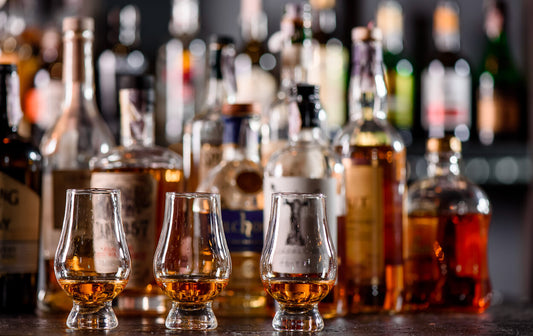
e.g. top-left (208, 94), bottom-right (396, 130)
top-left (221, 103), bottom-right (260, 117)
top-left (351, 26), bottom-right (382, 42)
top-left (426, 136), bottom-right (462, 154)
top-left (62, 16), bottom-right (94, 33)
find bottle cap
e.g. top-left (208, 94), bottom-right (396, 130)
top-left (118, 74), bottom-right (154, 90)
top-left (351, 26), bottom-right (382, 42)
top-left (221, 103), bottom-right (260, 117)
top-left (62, 16), bottom-right (95, 32)
top-left (294, 83), bottom-right (320, 98)
top-left (434, 0), bottom-right (459, 34)
top-left (209, 35), bottom-right (234, 46)
top-left (0, 64), bottom-right (17, 74)
top-left (427, 136), bottom-right (462, 154)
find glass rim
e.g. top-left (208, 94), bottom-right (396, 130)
top-left (66, 188), bottom-right (120, 195)
top-left (166, 192), bottom-right (220, 200)
top-left (271, 192), bottom-right (326, 199)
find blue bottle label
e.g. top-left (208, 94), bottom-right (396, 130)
top-left (221, 209), bottom-right (263, 252)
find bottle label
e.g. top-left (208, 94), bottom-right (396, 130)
top-left (91, 172), bottom-right (157, 288)
top-left (477, 90), bottom-right (520, 135)
top-left (422, 66), bottom-right (471, 133)
top-left (0, 172), bottom-right (40, 273)
top-left (220, 210), bottom-right (263, 253)
top-left (263, 176), bottom-right (338, 250)
top-left (343, 162), bottom-right (385, 282)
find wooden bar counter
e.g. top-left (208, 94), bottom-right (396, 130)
top-left (0, 304), bottom-right (532, 335)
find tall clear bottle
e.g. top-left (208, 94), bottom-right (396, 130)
top-left (182, 36), bottom-right (236, 192)
top-left (376, 0), bottom-right (415, 146)
top-left (90, 75), bottom-right (184, 315)
top-left (421, 0), bottom-right (471, 142)
top-left (0, 64), bottom-right (42, 313)
top-left (405, 136), bottom-right (492, 312)
top-left (264, 83), bottom-right (346, 317)
top-left (198, 103), bottom-right (268, 317)
top-left (261, 3), bottom-right (320, 167)
top-left (333, 27), bottom-right (405, 314)
top-left (156, 0), bottom-right (205, 148)
top-left (38, 17), bottom-right (115, 314)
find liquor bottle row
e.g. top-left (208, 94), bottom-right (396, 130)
top-left (0, 5), bottom-right (492, 318)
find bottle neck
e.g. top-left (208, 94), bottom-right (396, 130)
top-left (280, 43), bottom-right (312, 91)
top-left (434, 29), bottom-right (460, 53)
top-left (0, 70), bottom-right (22, 137)
top-left (119, 88), bottom-right (155, 147)
top-left (62, 29), bottom-right (98, 115)
top-left (222, 115), bottom-right (260, 162)
top-left (291, 127), bottom-right (324, 144)
top-left (349, 40), bottom-right (388, 121)
top-left (426, 151), bottom-right (461, 177)
top-left (205, 46), bottom-right (236, 109)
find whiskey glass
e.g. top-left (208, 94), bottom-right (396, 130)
top-left (54, 188), bottom-right (131, 330)
top-left (154, 192), bottom-right (231, 330)
top-left (261, 193), bottom-right (337, 332)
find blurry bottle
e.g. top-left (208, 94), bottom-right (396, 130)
top-left (24, 27), bottom-right (63, 147)
top-left (421, 0), bottom-right (471, 142)
top-left (182, 35), bottom-right (236, 192)
top-left (376, 0), bottom-right (415, 147)
top-left (264, 84), bottom-right (346, 318)
top-left (37, 17), bottom-right (115, 314)
top-left (333, 27), bottom-right (405, 314)
top-left (235, 0), bottom-right (277, 114)
top-left (309, 0), bottom-right (348, 137)
top-left (477, 0), bottom-right (524, 146)
top-left (0, 64), bottom-right (42, 313)
top-left (98, 5), bottom-right (148, 143)
top-left (156, 0), bottom-right (205, 148)
top-left (405, 136), bottom-right (492, 312)
top-left (91, 74), bottom-right (184, 315)
top-left (262, 3), bottom-right (324, 167)
top-left (198, 103), bottom-right (268, 317)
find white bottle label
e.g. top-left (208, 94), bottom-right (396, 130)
top-left (421, 60), bottom-right (471, 135)
top-left (0, 172), bottom-right (40, 273)
top-left (263, 176), bottom-right (338, 250)
top-left (91, 172), bottom-right (157, 287)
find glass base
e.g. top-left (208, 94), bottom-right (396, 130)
top-left (165, 301), bottom-right (217, 330)
top-left (66, 301), bottom-right (118, 330)
top-left (273, 304), bottom-right (324, 332)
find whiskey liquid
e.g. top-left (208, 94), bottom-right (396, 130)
top-left (58, 278), bottom-right (127, 306)
top-left (337, 144), bottom-right (405, 314)
top-left (264, 277), bottom-right (334, 307)
top-left (405, 212), bottom-right (491, 312)
top-left (157, 276), bottom-right (228, 303)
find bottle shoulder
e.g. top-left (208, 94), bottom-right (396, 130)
top-left (408, 175), bottom-right (491, 215)
top-left (333, 118), bottom-right (405, 151)
top-left (90, 145), bottom-right (183, 170)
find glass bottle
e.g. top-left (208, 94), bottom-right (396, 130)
top-left (477, 0), bottom-right (524, 146)
top-left (182, 35), bottom-right (236, 192)
top-left (197, 103), bottom-right (268, 317)
top-left (405, 136), bottom-right (492, 312)
top-left (90, 74), bottom-right (185, 315)
top-left (376, 0), bottom-right (415, 147)
top-left (156, 0), bottom-right (205, 148)
top-left (262, 3), bottom-right (322, 167)
top-left (0, 64), bottom-right (42, 313)
top-left (333, 26), bottom-right (405, 314)
top-left (421, 0), bottom-right (471, 142)
top-left (38, 17), bottom-right (116, 314)
top-left (235, 0), bottom-right (277, 114)
top-left (98, 4), bottom-right (149, 143)
top-left (264, 84), bottom-right (346, 317)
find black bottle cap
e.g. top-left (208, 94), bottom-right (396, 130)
top-left (118, 74), bottom-right (154, 90)
top-left (0, 64), bottom-right (17, 73)
top-left (294, 83), bottom-right (321, 128)
top-left (209, 35), bottom-right (234, 46)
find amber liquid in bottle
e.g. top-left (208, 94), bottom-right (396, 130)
top-left (338, 145), bottom-right (405, 313)
top-left (157, 276), bottom-right (229, 303)
top-left (405, 212), bottom-right (491, 312)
